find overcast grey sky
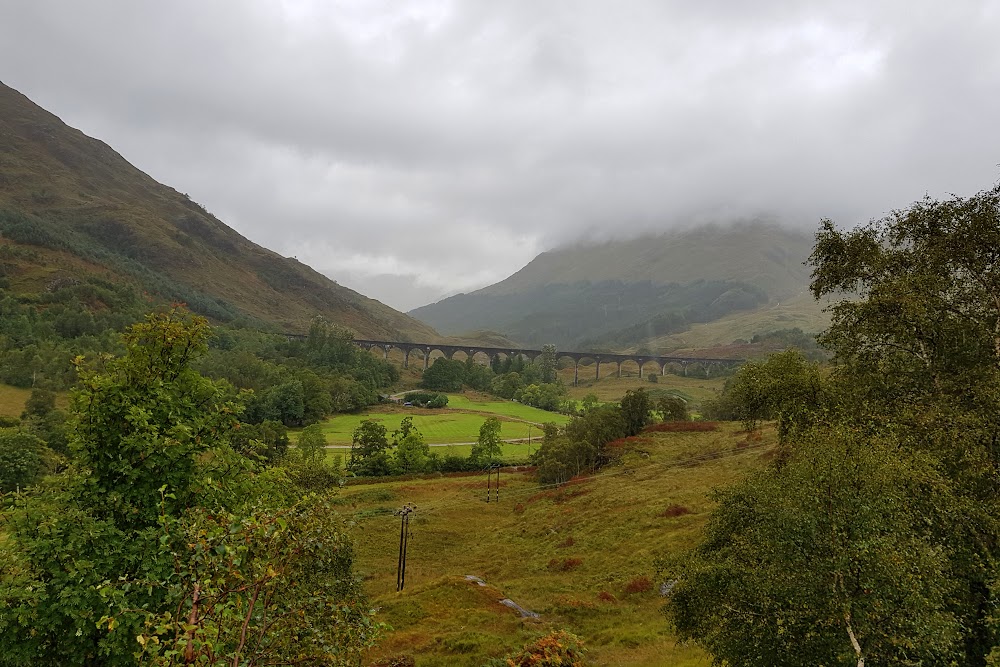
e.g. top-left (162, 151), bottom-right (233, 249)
top-left (2, 1), bottom-right (999, 310)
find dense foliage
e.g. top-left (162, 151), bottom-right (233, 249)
top-left (532, 388), bottom-right (660, 485)
top-left (702, 349), bottom-right (824, 434)
top-left (0, 309), bottom-right (377, 666)
top-left (661, 184), bottom-right (1000, 666)
top-left (419, 349), bottom-right (569, 415)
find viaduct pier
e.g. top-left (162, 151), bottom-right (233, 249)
top-left (285, 335), bottom-right (743, 384)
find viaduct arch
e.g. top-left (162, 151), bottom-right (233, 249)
top-left (287, 335), bottom-right (743, 385)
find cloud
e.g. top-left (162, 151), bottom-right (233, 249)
top-left (2, 0), bottom-right (998, 310)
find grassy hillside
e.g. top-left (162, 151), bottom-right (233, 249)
top-left (341, 421), bottom-right (776, 665)
top-left (0, 81), bottom-right (439, 340)
top-left (635, 292), bottom-right (832, 356)
top-left (409, 224), bottom-right (820, 351)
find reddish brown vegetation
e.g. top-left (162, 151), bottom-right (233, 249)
top-left (623, 576), bottom-right (653, 595)
top-left (556, 536), bottom-right (575, 548)
top-left (643, 421), bottom-right (719, 433)
top-left (370, 655), bottom-right (416, 667)
top-left (525, 478), bottom-right (594, 505)
top-left (597, 590), bottom-right (618, 603)
top-left (659, 504), bottom-right (691, 518)
top-left (548, 557), bottom-right (583, 572)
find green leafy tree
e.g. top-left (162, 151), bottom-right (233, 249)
top-left (463, 356), bottom-right (495, 391)
top-left (808, 185), bottom-right (1000, 663)
top-left (714, 350), bottom-right (824, 434)
top-left (349, 419), bottom-right (391, 476)
top-left (537, 344), bottom-right (558, 384)
top-left (298, 423), bottom-right (327, 463)
top-left (230, 419), bottom-right (289, 463)
top-left (262, 380), bottom-right (307, 427)
top-left (70, 308), bottom-right (241, 529)
top-left (579, 393), bottom-right (600, 414)
top-left (0, 309), bottom-right (376, 665)
top-left (516, 382), bottom-right (565, 412)
top-left (20, 387), bottom-right (55, 420)
top-left (491, 372), bottom-right (524, 399)
top-left (554, 404), bottom-right (627, 478)
top-left (661, 423), bottom-right (959, 667)
top-left (394, 430), bottom-right (429, 474)
top-left (106, 497), bottom-right (377, 666)
top-left (665, 184), bottom-right (1000, 665)
top-left (619, 388), bottom-right (651, 436)
top-left (656, 395), bottom-right (689, 422)
top-left (0, 309), bottom-right (241, 664)
top-left (470, 416), bottom-right (503, 466)
top-left (420, 357), bottom-right (466, 392)
top-left (0, 431), bottom-right (55, 492)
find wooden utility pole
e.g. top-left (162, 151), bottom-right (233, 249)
top-left (395, 504), bottom-right (415, 591)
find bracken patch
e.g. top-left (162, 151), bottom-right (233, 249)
top-left (643, 421), bottom-right (719, 433)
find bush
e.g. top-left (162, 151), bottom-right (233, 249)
top-left (547, 557), bottom-right (583, 572)
top-left (643, 421), bottom-right (719, 433)
top-left (659, 504), bottom-right (691, 518)
top-left (403, 391), bottom-right (448, 408)
top-left (623, 576), bottom-right (653, 595)
top-left (505, 630), bottom-right (587, 667)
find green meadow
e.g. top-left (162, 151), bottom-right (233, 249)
top-left (340, 421), bottom-right (775, 666)
top-left (301, 392), bottom-right (572, 447)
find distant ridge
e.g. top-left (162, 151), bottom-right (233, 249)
top-left (0, 81), bottom-right (439, 340)
top-left (409, 223), bottom-right (820, 350)
top-left (478, 223), bottom-right (814, 300)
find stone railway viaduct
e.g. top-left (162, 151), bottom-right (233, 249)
top-left (287, 335), bottom-right (743, 384)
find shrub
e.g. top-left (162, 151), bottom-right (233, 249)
top-left (505, 630), bottom-right (587, 667)
top-left (557, 536), bottom-right (575, 548)
top-left (403, 391), bottom-right (448, 408)
top-left (659, 504), bottom-right (691, 518)
top-left (643, 421), bottom-right (719, 433)
top-left (371, 655), bottom-right (416, 667)
top-left (623, 576), bottom-right (653, 595)
top-left (597, 591), bottom-right (618, 603)
top-left (547, 557), bottom-right (583, 572)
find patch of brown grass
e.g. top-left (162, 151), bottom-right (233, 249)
top-left (547, 557), bottom-right (583, 572)
top-left (658, 504), bottom-right (691, 518)
top-left (643, 421), bottom-right (719, 433)
top-left (623, 576), bottom-right (653, 595)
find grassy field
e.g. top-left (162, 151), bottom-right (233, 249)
top-left (303, 393), bottom-right (571, 447)
top-left (326, 441), bottom-right (540, 463)
top-left (308, 408), bottom-right (551, 446)
top-left (444, 393), bottom-right (571, 425)
top-left (0, 384), bottom-right (32, 418)
top-left (0, 384), bottom-right (71, 418)
top-left (337, 421), bottom-right (777, 666)
top-left (559, 372), bottom-right (725, 406)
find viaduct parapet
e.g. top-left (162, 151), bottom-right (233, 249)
top-left (286, 334), bottom-right (743, 385)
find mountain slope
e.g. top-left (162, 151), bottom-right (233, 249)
top-left (410, 224), bottom-right (821, 349)
top-left (479, 223), bottom-right (815, 300)
top-left (0, 81), bottom-right (439, 340)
